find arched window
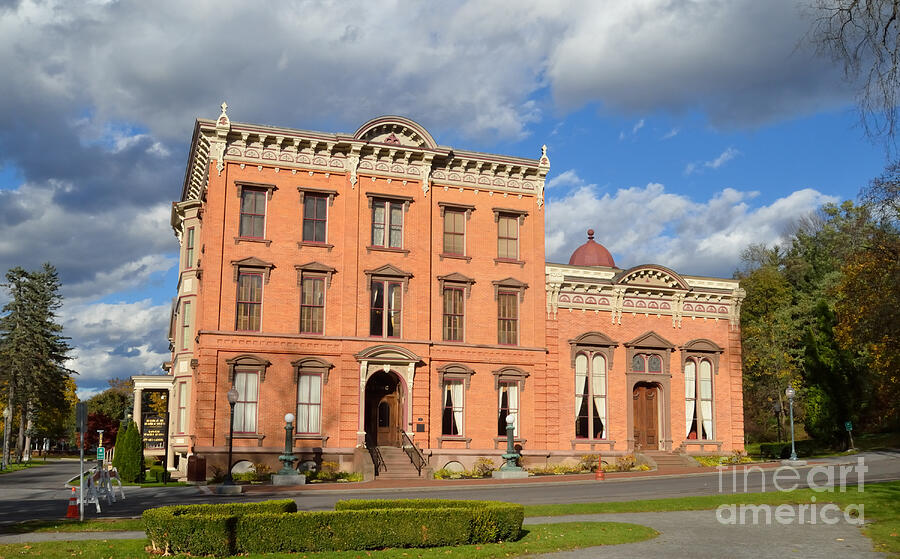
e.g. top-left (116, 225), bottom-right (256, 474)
top-left (575, 353), bottom-right (607, 439)
top-left (685, 358), bottom-right (714, 440)
top-left (632, 353), bottom-right (663, 373)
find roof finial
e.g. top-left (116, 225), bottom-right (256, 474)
top-left (541, 144), bottom-right (547, 158)
top-left (220, 101), bottom-right (228, 116)
top-left (587, 229), bottom-right (594, 240)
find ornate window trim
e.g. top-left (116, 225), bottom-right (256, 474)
top-left (291, 356), bottom-right (333, 385)
top-left (296, 186), bottom-right (338, 206)
top-left (438, 202), bottom-right (475, 219)
top-left (492, 366), bottom-right (529, 392)
top-left (680, 338), bottom-right (723, 373)
top-left (492, 277), bottom-right (528, 302)
top-left (624, 331), bottom-right (675, 374)
top-left (568, 331), bottom-right (618, 370)
top-left (295, 262), bottom-right (336, 288)
top-left (225, 354), bottom-right (271, 384)
top-left (437, 272), bottom-right (475, 298)
top-left (364, 264), bottom-right (413, 293)
top-left (231, 256), bottom-right (275, 284)
top-left (437, 363), bottom-right (476, 389)
top-left (235, 181), bottom-right (277, 200)
top-left (365, 192), bottom-right (414, 212)
top-left (491, 207), bottom-right (528, 225)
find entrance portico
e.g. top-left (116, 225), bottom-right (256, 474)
top-left (354, 345), bottom-right (420, 447)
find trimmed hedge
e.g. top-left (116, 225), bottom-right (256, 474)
top-left (143, 498), bottom-right (523, 556)
top-left (757, 440), bottom-right (822, 459)
top-left (336, 499), bottom-right (524, 543)
top-left (143, 500), bottom-right (297, 556)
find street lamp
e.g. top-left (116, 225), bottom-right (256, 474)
top-left (223, 388), bottom-right (239, 486)
top-left (500, 414), bottom-right (522, 471)
top-left (278, 413), bottom-right (297, 475)
top-left (786, 386), bottom-right (798, 462)
top-left (1, 407), bottom-right (10, 471)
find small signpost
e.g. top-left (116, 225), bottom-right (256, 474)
top-left (845, 420), bottom-right (855, 450)
top-left (75, 402), bottom-right (87, 521)
top-left (96, 446), bottom-right (105, 461)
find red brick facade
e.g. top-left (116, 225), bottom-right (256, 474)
top-left (158, 109), bottom-right (744, 477)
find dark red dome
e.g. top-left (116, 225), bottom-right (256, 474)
top-left (568, 229), bottom-right (615, 267)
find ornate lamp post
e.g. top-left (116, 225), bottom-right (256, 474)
top-left (500, 414), bottom-right (522, 471)
top-left (223, 388), bottom-right (239, 486)
top-left (278, 413), bottom-right (297, 475)
top-left (786, 387), bottom-right (798, 462)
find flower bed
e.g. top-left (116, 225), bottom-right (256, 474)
top-left (143, 498), bottom-right (524, 556)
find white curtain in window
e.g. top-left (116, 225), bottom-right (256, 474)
top-left (451, 381), bottom-right (464, 435)
top-left (234, 372), bottom-right (258, 433)
top-left (684, 360), bottom-right (696, 437)
top-left (700, 360), bottom-right (713, 439)
top-left (574, 354), bottom-right (587, 418)
top-left (591, 354), bottom-right (607, 437)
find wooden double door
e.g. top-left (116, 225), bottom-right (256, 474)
top-left (365, 370), bottom-right (401, 446)
top-left (633, 382), bottom-right (659, 450)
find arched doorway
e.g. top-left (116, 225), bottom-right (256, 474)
top-left (365, 370), bottom-right (402, 447)
top-left (633, 382), bottom-right (660, 451)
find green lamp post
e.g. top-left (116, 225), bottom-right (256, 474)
top-left (499, 414), bottom-right (522, 471)
top-left (278, 413), bottom-right (297, 475)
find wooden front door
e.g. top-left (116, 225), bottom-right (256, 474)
top-left (633, 383), bottom-right (659, 450)
top-left (376, 393), bottom-right (400, 446)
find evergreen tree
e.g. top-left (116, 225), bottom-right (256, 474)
top-left (116, 420), bottom-right (144, 483)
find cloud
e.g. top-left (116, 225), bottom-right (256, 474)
top-left (632, 119), bottom-right (645, 134)
top-left (685, 147), bottom-right (740, 174)
top-left (546, 181), bottom-right (837, 277)
top-left (547, 169), bottom-right (586, 189)
top-left (661, 127), bottom-right (679, 140)
top-left (62, 299), bottom-right (171, 390)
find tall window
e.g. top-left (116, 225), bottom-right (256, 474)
top-left (300, 277), bottom-right (325, 334)
top-left (236, 272), bottom-right (262, 331)
top-left (185, 227), bottom-right (195, 268)
top-left (181, 301), bottom-right (192, 350)
top-left (296, 374), bottom-right (322, 434)
top-left (372, 200), bottom-right (403, 248)
top-left (497, 291), bottom-right (518, 345)
top-left (370, 280), bottom-right (402, 337)
top-left (239, 188), bottom-right (266, 238)
top-left (632, 353), bottom-right (662, 373)
top-left (575, 353), bottom-right (607, 439)
top-left (497, 381), bottom-right (519, 436)
top-left (302, 194), bottom-right (328, 243)
top-left (685, 359), bottom-right (714, 440)
top-left (233, 371), bottom-right (258, 433)
top-left (443, 209), bottom-right (465, 255)
top-left (497, 215), bottom-right (518, 259)
top-left (442, 287), bottom-right (464, 341)
top-left (177, 382), bottom-right (187, 434)
top-left (442, 380), bottom-right (464, 436)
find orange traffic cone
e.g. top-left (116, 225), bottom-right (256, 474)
top-left (66, 487), bottom-right (78, 518)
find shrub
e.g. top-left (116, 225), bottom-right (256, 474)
top-left (110, 419), bottom-right (128, 472)
top-left (144, 499), bottom-right (522, 556)
top-left (116, 420), bottom-right (144, 483)
top-left (578, 454), bottom-right (599, 472)
top-left (143, 500), bottom-right (297, 556)
top-left (472, 457), bottom-right (496, 477)
top-left (209, 465), bottom-right (225, 483)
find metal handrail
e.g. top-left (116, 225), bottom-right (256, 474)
top-left (365, 434), bottom-right (385, 475)
top-left (400, 430), bottom-right (426, 475)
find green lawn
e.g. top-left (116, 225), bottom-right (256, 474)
top-left (0, 460), bottom-right (49, 475)
top-left (4, 518), bottom-right (145, 534)
top-left (0, 522), bottom-right (657, 558)
top-left (526, 480), bottom-right (900, 556)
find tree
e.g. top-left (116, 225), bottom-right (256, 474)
top-left (811, 0), bottom-right (900, 149)
top-left (86, 378), bottom-right (133, 421)
top-left (116, 420), bottom-right (144, 483)
top-left (0, 264), bottom-right (74, 464)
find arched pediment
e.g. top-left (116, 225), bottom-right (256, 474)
top-left (613, 264), bottom-right (690, 290)
top-left (292, 356), bottom-right (333, 384)
top-left (354, 116), bottom-right (437, 149)
top-left (355, 344), bottom-right (421, 364)
top-left (569, 331), bottom-right (618, 348)
top-left (624, 331), bottom-right (675, 350)
top-left (225, 354), bottom-right (272, 383)
top-left (681, 339), bottom-right (723, 353)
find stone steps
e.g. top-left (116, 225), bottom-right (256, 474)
top-left (374, 447), bottom-right (423, 479)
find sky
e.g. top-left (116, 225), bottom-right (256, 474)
top-left (0, 0), bottom-right (889, 398)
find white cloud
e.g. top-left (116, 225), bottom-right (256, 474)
top-left (546, 180), bottom-right (837, 277)
top-left (632, 119), bottom-right (645, 134)
top-left (685, 147), bottom-right (741, 174)
top-left (661, 127), bottom-right (679, 140)
top-left (62, 299), bottom-right (171, 388)
top-left (547, 169), bottom-right (585, 189)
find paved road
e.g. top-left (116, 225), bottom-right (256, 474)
top-left (0, 451), bottom-right (897, 530)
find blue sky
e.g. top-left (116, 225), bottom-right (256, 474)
top-left (0, 0), bottom-right (890, 397)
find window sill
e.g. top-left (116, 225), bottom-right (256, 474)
top-left (297, 241), bottom-right (334, 251)
top-left (492, 436), bottom-right (527, 449)
top-left (294, 434), bottom-right (329, 447)
top-left (366, 245), bottom-right (410, 255)
top-left (570, 438), bottom-right (616, 450)
top-left (225, 433), bottom-right (266, 447)
top-left (494, 258), bottom-right (525, 267)
top-left (235, 237), bottom-right (272, 247)
top-left (440, 253), bottom-right (472, 262)
top-left (680, 439), bottom-right (722, 447)
top-left (437, 436), bottom-right (471, 449)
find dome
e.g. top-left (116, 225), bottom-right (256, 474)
top-left (568, 229), bottom-right (615, 267)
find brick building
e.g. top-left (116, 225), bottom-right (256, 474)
top-left (141, 106), bottom-right (745, 478)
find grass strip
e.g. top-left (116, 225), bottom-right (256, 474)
top-left (4, 518), bottom-right (145, 534)
top-left (0, 521), bottom-right (656, 558)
